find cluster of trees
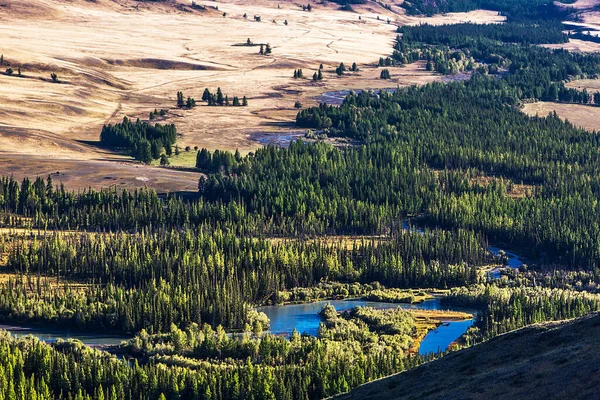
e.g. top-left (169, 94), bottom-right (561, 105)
top-left (313, 69), bottom-right (323, 81)
top-left (100, 117), bottom-right (177, 163)
top-left (319, 305), bottom-right (417, 349)
top-left (378, 57), bottom-right (395, 67)
top-left (334, 62), bottom-right (358, 76)
top-left (364, 288), bottom-right (430, 304)
top-left (148, 108), bottom-right (167, 120)
top-left (176, 91), bottom-right (196, 108)
top-left (273, 281), bottom-right (429, 305)
top-left (259, 44), bottom-right (272, 55)
top-left (380, 69), bottom-right (391, 79)
top-left (202, 88), bottom-right (248, 107)
top-left (293, 69), bottom-right (303, 78)
top-left (195, 147), bottom-right (242, 172)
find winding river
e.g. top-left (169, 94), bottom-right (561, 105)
top-left (402, 217), bottom-right (526, 276)
top-left (258, 298), bottom-right (477, 356)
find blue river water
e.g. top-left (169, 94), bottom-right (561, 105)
top-left (258, 298), bottom-right (476, 355)
top-left (0, 325), bottom-right (129, 346)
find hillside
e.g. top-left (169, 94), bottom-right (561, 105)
top-left (333, 313), bottom-right (600, 400)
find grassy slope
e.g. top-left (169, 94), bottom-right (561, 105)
top-left (333, 312), bottom-right (600, 400)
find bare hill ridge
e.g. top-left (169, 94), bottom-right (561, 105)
top-left (333, 313), bottom-right (600, 400)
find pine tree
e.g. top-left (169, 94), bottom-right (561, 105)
top-left (160, 154), bottom-right (170, 166)
top-left (196, 148), bottom-right (212, 169)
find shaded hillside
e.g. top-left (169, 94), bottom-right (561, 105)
top-left (333, 313), bottom-right (600, 400)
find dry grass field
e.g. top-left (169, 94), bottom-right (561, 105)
top-left (0, 0), bottom-right (504, 192)
top-left (522, 101), bottom-right (600, 132)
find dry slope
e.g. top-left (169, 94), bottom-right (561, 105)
top-left (333, 313), bottom-right (600, 400)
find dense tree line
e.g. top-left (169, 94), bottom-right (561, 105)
top-left (398, 22), bottom-right (568, 46)
top-left (443, 283), bottom-right (600, 339)
top-left (0, 227), bottom-right (488, 332)
top-left (401, 0), bottom-right (574, 20)
top-left (0, 317), bottom-right (426, 400)
top-left (100, 117), bottom-right (177, 163)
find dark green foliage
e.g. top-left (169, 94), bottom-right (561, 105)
top-left (160, 154), bottom-right (170, 166)
top-left (177, 91), bottom-right (196, 108)
top-left (202, 88), bottom-right (245, 106)
top-left (399, 22), bottom-right (568, 46)
top-left (380, 69), bottom-right (391, 79)
top-left (100, 116), bottom-right (177, 162)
